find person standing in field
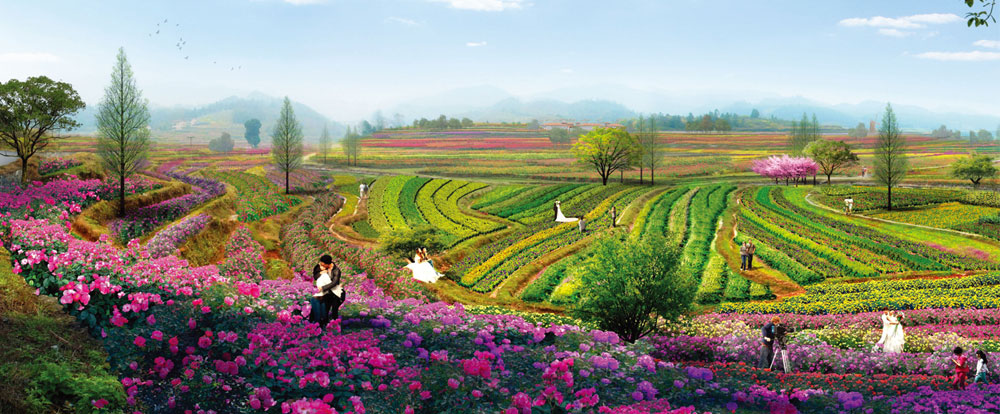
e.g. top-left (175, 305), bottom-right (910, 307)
top-left (758, 317), bottom-right (777, 369)
top-left (610, 206), bottom-right (617, 228)
top-left (844, 197), bottom-right (854, 215)
top-left (975, 350), bottom-right (991, 384)
top-left (954, 347), bottom-right (970, 390)
top-left (747, 242), bottom-right (756, 270)
top-left (740, 241), bottom-right (749, 271)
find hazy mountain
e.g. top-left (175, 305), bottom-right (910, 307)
top-left (461, 98), bottom-right (635, 123)
top-left (391, 85), bottom-right (514, 120)
top-left (74, 92), bottom-right (345, 143)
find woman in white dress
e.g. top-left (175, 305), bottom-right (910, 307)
top-left (875, 309), bottom-right (905, 353)
top-left (406, 248), bottom-right (442, 283)
top-left (554, 201), bottom-right (579, 223)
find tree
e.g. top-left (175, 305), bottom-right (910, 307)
top-left (714, 118), bottom-right (731, 132)
top-left (461, 117), bottom-right (474, 128)
top-left (873, 103), bottom-right (908, 211)
top-left (643, 116), bottom-right (662, 185)
top-left (0, 76), bottom-right (85, 183)
top-left (243, 118), bottom-right (262, 148)
top-left (951, 153), bottom-right (997, 186)
top-left (848, 122), bottom-right (868, 139)
top-left (342, 126), bottom-right (360, 166)
top-left (804, 139), bottom-right (859, 184)
top-left (570, 234), bottom-right (695, 342)
top-left (751, 155), bottom-right (818, 185)
top-left (271, 97), bottom-right (304, 194)
top-left (979, 129), bottom-right (994, 141)
top-left (572, 127), bottom-right (637, 185)
top-left (360, 120), bottom-right (375, 136)
top-left (317, 125), bottom-right (332, 164)
top-left (372, 110), bottom-right (386, 131)
top-left (208, 132), bottom-right (234, 152)
top-left (96, 48), bottom-right (151, 216)
top-left (750, 108), bottom-right (761, 119)
top-left (547, 128), bottom-right (571, 145)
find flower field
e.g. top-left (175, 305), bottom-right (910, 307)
top-left (204, 170), bottom-right (302, 222)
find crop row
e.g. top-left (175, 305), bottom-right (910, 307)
top-left (779, 187), bottom-right (996, 271)
top-left (630, 186), bottom-right (685, 240)
top-left (507, 184), bottom-right (597, 223)
top-left (205, 171), bottom-right (300, 222)
top-left (681, 184), bottom-right (735, 280)
top-left (719, 272), bottom-right (1000, 315)
top-left (471, 185), bottom-right (529, 210)
top-left (816, 186), bottom-right (963, 212)
top-left (668, 188), bottom-right (698, 246)
top-left (399, 176), bottom-right (431, 227)
top-left (494, 184), bottom-right (583, 219)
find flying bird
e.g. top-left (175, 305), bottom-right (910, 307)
top-left (155, 30), bottom-right (160, 34)
top-left (164, 19), bottom-right (168, 23)
top-left (185, 56), bottom-right (189, 60)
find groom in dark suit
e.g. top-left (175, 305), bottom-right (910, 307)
top-left (758, 317), bottom-right (777, 369)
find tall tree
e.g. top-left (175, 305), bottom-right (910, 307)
top-left (317, 125), bottom-right (332, 164)
top-left (572, 127), bottom-right (637, 185)
top-left (0, 76), bottom-right (85, 183)
top-left (644, 116), bottom-right (662, 185)
top-left (96, 48), bottom-right (151, 216)
top-left (636, 114), bottom-right (646, 183)
top-left (271, 97), bottom-right (304, 194)
top-left (951, 153), bottom-right (997, 186)
top-left (243, 118), bottom-right (262, 148)
top-left (873, 103), bottom-right (908, 211)
top-left (804, 139), bottom-right (859, 183)
top-left (750, 108), bottom-right (761, 119)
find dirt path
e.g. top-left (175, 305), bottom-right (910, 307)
top-left (328, 195), bottom-right (379, 248)
top-left (722, 201), bottom-right (805, 299)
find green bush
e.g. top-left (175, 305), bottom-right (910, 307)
top-left (379, 225), bottom-right (446, 260)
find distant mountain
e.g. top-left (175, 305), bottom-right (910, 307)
top-left (74, 92), bottom-right (345, 143)
top-left (461, 98), bottom-right (635, 123)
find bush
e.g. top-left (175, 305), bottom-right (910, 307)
top-left (570, 234), bottom-right (696, 342)
top-left (208, 132), bottom-right (235, 153)
top-left (378, 225), bottom-right (445, 260)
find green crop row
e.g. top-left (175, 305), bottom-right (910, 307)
top-left (495, 184), bottom-right (582, 218)
top-left (471, 185), bottom-right (530, 210)
top-left (399, 177), bottom-right (431, 227)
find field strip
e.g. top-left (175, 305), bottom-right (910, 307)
top-left (803, 193), bottom-right (985, 239)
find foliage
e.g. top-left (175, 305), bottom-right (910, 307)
top-left (951, 153), bottom-right (997, 186)
top-left (243, 118), bottom-right (262, 148)
top-left (804, 139), bottom-right (859, 183)
top-left (873, 103), bottom-right (908, 210)
top-left (571, 234), bottom-right (694, 342)
top-left (572, 127), bottom-right (638, 185)
top-left (317, 125), bottom-right (332, 163)
top-left (379, 224), bottom-right (445, 260)
top-left (0, 75), bottom-right (85, 183)
top-left (750, 154), bottom-right (818, 183)
top-left (270, 96), bottom-right (304, 194)
top-left (788, 113), bottom-right (820, 154)
top-left (206, 170), bottom-right (300, 222)
top-left (208, 131), bottom-right (235, 153)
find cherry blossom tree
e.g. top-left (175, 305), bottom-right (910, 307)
top-left (751, 155), bottom-right (818, 185)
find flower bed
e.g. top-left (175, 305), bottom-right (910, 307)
top-left (39, 157), bottom-right (83, 175)
top-left (109, 175), bottom-right (225, 243)
top-left (205, 171), bottom-right (300, 222)
top-left (145, 214), bottom-right (211, 258)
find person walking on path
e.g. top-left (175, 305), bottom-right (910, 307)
top-left (758, 317), bottom-right (777, 369)
top-left (740, 241), bottom-right (750, 271)
top-left (844, 197), bottom-right (854, 215)
top-left (610, 206), bottom-right (617, 228)
top-left (747, 242), bottom-right (757, 270)
top-left (975, 350), bottom-right (992, 384)
top-left (954, 347), bottom-right (970, 390)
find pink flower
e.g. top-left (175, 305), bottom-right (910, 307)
top-left (92, 399), bottom-right (109, 408)
top-left (133, 336), bottom-right (146, 347)
top-left (151, 330), bottom-right (163, 341)
top-left (198, 336), bottom-right (212, 348)
top-left (146, 314), bottom-right (156, 325)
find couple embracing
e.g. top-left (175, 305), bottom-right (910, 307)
top-left (309, 254), bottom-right (346, 328)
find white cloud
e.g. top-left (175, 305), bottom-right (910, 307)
top-left (0, 52), bottom-right (60, 64)
top-left (839, 13), bottom-right (960, 29)
top-left (915, 50), bottom-right (1000, 61)
top-left (430, 0), bottom-right (526, 12)
top-left (878, 28), bottom-right (911, 38)
top-left (560, 68), bottom-right (574, 74)
top-left (385, 16), bottom-right (421, 26)
top-left (974, 39), bottom-right (1000, 49)
top-left (466, 41), bottom-right (487, 47)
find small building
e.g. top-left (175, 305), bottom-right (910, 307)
top-left (540, 121), bottom-right (624, 131)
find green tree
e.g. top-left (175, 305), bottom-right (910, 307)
top-left (208, 132), bottom-right (234, 153)
top-left (0, 76), bottom-right (85, 183)
top-left (570, 234), bottom-right (695, 342)
top-left (572, 127), bottom-right (637, 185)
top-left (461, 117), bottom-right (474, 128)
top-left (243, 118), bottom-right (262, 148)
top-left (951, 153), bottom-right (997, 186)
top-left (547, 128), bottom-right (571, 145)
top-left (750, 108), bottom-right (761, 119)
top-left (643, 116), bottom-right (662, 185)
top-left (342, 126), bottom-right (360, 166)
top-left (96, 48), bottom-right (151, 216)
top-left (317, 125), bottom-right (332, 164)
top-left (804, 139), bottom-right (859, 184)
top-left (873, 103), bottom-right (908, 210)
top-left (271, 97), bottom-right (304, 194)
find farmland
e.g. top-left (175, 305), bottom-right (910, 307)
top-left (9, 126), bottom-right (1000, 414)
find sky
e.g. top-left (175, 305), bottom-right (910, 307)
top-left (2, 0), bottom-right (1000, 121)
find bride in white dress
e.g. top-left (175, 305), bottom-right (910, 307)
top-left (406, 249), bottom-right (442, 283)
top-left (554, 201), bottom-right (579, 223)
top-left (875, 309), bottom-right (905, 353)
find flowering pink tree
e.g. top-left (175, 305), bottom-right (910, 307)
top-left (751, 155), bottom-right (819, 185)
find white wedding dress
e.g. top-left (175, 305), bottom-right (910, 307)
top-left (876, 314), bottom-right (905, 353)
top-left (407, 260), bottom-right (442, 283)
top-left (555, 202), bottom-right (578, 223)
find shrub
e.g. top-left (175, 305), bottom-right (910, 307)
top-left (378, 224), bottom-right (445, 260)
top-left (571, 234), bottom-right (696, 342)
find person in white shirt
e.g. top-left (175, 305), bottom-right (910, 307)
top-left (975, 350), bottom-right (992, 384)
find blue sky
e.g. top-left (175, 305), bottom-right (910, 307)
top-left (1, 0), bottom-right (999, 121)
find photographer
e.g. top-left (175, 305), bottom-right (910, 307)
top-left (771, 321), bottom-right (792, 373)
